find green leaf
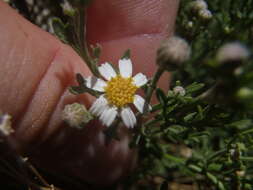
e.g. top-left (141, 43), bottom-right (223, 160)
top-left (188, 164), bottom-right (202, 173)
top-left (189, 131), bottom-right (210, 138)
top-left (206, 172), bottom-right (218, 184)
top-left (76, 73), bottom-right (85, 85)
top-left (52, 18), bottom-right (68, 43)
top-left (183, 112), bottom-right (197, 122)
top-left (208, 163), bottom-right (222, 172)
top-left (90, 44), bottom-right (102, 59)
top-left (228, 119), bottom-right (252, 130)
top-left (185, 82), bottom-right (205, 94)
top-left (165, 154), bottom-right (185, 164)
top-left (121, 49), bottom-right (131, 59)
top-left (69, 86), bottom-right (86, 95)
top-left (240, 156), bottom-right (253, 161)
top-left (166, 125), bottom-right (186, 134)
top-left (156, 88), bottom-right (167, 105)
top-left (218, 181), bottom-right (226, 190)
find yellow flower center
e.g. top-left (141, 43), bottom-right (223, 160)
top-left (104, 75), bottom-right (137, 107)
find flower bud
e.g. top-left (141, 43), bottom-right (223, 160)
top-left (237, 87), bottom-right (253, 100)
top-left (179, 146), bottom-right (192, 158)
top-left (157, 36), bottom-right (191, 71)
top-left (236, 170), bottom-right (245, 177)
top-left (198, 9), bottom-right (213, 20)
top-left (186, 21), bottom-right (194, 29)
top-left (229, 149), bottom-right (236, 157)
top-left (173, 86), bottom-right (186, 96)
top-left (191, 0), bottom-right (208, 12)
top-left (62, 103), bottom-right (93, 129)
top-left (216, 42), bottom-right (250, 63)
top-left (0, 112), bottom-right (14, 136)
top-left (61, 0), bottom-right (75, 16)
top-left (234, 67), bottom-right (243, 76)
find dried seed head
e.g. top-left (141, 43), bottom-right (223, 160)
top-left (157, 36), bottom-right (191, 71)
top-left (62, 103), bottom-right (93, 129)
top-left (217, 42), bottom-right (250, 63)
top-left (0, 112), bottom-right (14, 136)
top-left (191, 0), bottom-right (208, 11)
top-left (198, 9), bottom-right (213, 20)
top-left (173, 86), bottom-right (186, 96)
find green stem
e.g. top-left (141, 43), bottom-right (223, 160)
top-left (144, 118), bottom-right (162, 127)
top-left (74, 7), bottom-right (100, 77)
top-left (150, 103), bottom-right (162, 113)
top-left (143, 67), bottom-right (165, 114)
top-left (135, 67), bottom-right (164, 145)
top-left (240, 156), bottom-right (253, 161)
top-left (207, 149), bottom-right (227, 161)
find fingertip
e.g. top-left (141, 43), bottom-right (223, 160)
top-left (87, 0), bottom-right (179, 43)
top-left (87, 0), bottom-right (178, 90)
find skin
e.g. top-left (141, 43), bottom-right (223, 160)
top-left (0, 0), bottom-right (179, 186)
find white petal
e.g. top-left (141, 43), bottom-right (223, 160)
top-left (120, 107), bottom-right (136, 128)
top-left (100, 107), bottom-right (118, 127)
top-left (119, 59), bottom-right (132, 78)
top-left (98, 62), bottom-right (116, 81)
top-left (85, 76), bottom-right (107, 92)
top-left (89, 96), bottom-right (109, 116)
top-left (133, 73), bottom-right (148, 87)
top-left (133, 95), bottom-right (151, 113)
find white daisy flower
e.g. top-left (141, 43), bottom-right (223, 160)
top-left (86, 59), bottom-right (149, 128)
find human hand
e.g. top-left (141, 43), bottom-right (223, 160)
top-left (0, 0), bottom-right (179, 186)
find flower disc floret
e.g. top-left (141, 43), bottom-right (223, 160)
top-left (104, 75), bottom-right (137, 107)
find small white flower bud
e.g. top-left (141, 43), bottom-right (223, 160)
top-left (229, 149), bottom-right (236, 157)
top-left (187, 21), bottom-right (194, 29)
top-left (42, 9), bottom-right (50, 17)
top-left (61, 0), bottom-right (75, 16)
top-left (62, 103), bottom-right (93, 129)
top-left (191, 0), bottom-right (208, 11)
top-left (0, 112), bottom-right (14, 136)
top-left (26, 0), bottom-right (34, 5)
top-left (22, 157), bottom-right (29, 162)
top-left (179, 146), bottom-right (192, 158)
top-left (157, 36), bottom-right (191, 70)
top-left (234, 67), bottom-right (243, 76)
top-left (236, 170), bottom-right (245, 177)
top-left (217, 42), bottom-right (250, 63)
top-left (198, 9), bottom-right (213, 20)
top-left (173, 86), bottom-right (186, 96)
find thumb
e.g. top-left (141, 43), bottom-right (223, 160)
top-left (0, 1), bottom-right (88, 146)
top-left (0, 1), bottom-right (136, 185)
top-left (0, 0), bottom-right (179, 186)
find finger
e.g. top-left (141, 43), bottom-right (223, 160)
top-left (87, 0), bottom-right (179, 88)
top-left (0, 0), bottom-right (179, 186)
top-left (0, 2), bottom-right (134, 185)
top-left (0, 1), bottom-right (85, 144)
